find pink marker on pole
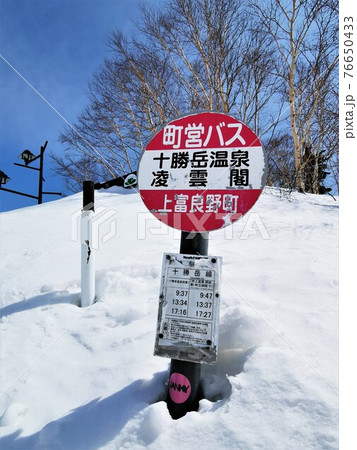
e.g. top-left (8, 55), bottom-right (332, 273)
top-left (169, 373), bottom-right (191, 404)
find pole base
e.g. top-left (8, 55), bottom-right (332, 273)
top-left (166, 359), bottom-right (202, 419)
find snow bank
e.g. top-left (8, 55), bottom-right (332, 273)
top-left (0, 188), bottom-right (338, 449)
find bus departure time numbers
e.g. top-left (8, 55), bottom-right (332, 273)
top-left (170, 289), bottom-right (214, 319)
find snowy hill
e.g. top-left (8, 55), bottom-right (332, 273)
top-left (0, 188), bottom-right (338, 449)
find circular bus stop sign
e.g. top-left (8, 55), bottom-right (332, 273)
top-left (138, 112), bottom-right (266, 232)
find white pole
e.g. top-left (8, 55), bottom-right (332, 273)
top-left (81, 181), bottom-right (95, 307)
top-left (81, 209), bottom-right (95, 307)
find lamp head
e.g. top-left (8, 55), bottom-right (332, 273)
top-left (0, 170), bottom-right (11, 185)
top-left (19, 149), bottom-right (36, 165)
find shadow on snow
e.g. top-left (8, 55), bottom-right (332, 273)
top-left (0, 291), bottom-right (80, 318)
top-left (0, 371), bottom-right (168, 450)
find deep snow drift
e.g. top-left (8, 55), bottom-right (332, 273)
top-left (0, 187), bottom-right (338, 449)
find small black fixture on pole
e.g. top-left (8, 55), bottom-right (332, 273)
top-left (0, 171), bottom-right (11, 186)
top-left (0, 141), bottom-right (62, 204)
top-left (17, 149), bottom-right (36, 166)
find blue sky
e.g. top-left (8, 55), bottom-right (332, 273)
top-left (0, 0), bottom-right (163, 212)
top-left (0, 0), bottom-right (346, 212)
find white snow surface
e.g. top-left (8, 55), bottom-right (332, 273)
top-left (0, 187), bottom-right (338, 449)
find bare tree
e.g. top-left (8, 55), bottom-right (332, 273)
top-left (252, 0), bottom-right (339, 193)
top-left (51, 152), bottom-right (107, 193)
top-left (54, 0), bottom-right (338, 195)
top-left (55, 0), bottom-right (277, 190)
top-left (265, 133), bottom-right (296, 191)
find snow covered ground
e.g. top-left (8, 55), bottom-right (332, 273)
top-left (0, 187), bottom-right (338, 449)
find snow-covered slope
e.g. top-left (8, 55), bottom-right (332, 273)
top-left (0, 188), bottom-right (338, 449)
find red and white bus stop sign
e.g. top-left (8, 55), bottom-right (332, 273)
top-left (138, 112), bottom-right (266, 233)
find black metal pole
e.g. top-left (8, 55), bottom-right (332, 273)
top-left (166, 231), bottom-right (209, 420)
top-left (13, 163), bottom-right (40, 171)
top-left (83, 180), bottom-right (95, 211)
top-left (42, 191), bottom-right (62, 196)
top-left (179, 231), bottom-right (209, 256)
top-left (0, 186), bottom-right (38, 200)
top-left (37, 142), bottom-right (47, 204)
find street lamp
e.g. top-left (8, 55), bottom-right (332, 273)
top-left (0, 169), bottom-right (37, 200)
top-left (0, 170), bottom-right (11, 186)
top-left (0, 141), bottom-right (62, 205)
top-left (18, 149), bottom-right (36, 166)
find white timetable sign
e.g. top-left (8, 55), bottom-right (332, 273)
top-left (154, 253), bottom-right (222, 364)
